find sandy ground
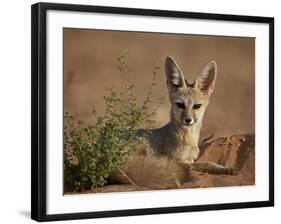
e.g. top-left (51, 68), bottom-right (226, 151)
top-left (65, 133), bottom-right (254, 194)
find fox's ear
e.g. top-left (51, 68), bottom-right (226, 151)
top-left (195, 61), bottom-right (217, 95)
top-left (165, 56), bottom-right (186, 90)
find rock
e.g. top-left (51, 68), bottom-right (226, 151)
top-left (183, 133), bottom-right (255, 188)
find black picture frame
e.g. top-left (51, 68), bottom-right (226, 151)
top-left (31, 2), bottom-right (274, 222)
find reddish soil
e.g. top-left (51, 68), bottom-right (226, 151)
top-left (66, 133), bottom-right (254, 194)
top-left (183, 133), bottom-right (255, 188)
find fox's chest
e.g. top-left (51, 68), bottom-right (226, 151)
top-left (149, 138), bottom-right (199, 163)
top-left (172, 144), bottom-right (200, 164)
top-left (170, 131), bottom-right (200, 164)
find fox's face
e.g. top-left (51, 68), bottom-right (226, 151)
top-left (165, 57), bottom-right (217, 129)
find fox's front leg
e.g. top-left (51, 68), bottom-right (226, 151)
top-left (174, 146), bottom-right (234, 175)
top-left (190, 161), bottom-right (236, 175)
top-left (178, 146), bottom-right (236, 175)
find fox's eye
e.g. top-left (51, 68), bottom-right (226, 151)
top-left (176, 102), bottom-right (185, 109)
top-left (193, 104), bottom-right (202, 110)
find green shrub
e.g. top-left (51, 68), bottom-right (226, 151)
top-left (64, 52), bottom-right (163, 192)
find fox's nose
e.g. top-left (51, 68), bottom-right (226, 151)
top-left (184, 118), bottom-right (192, 124)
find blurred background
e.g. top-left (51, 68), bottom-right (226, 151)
top-left (63, 28), bottom-right (255, 138)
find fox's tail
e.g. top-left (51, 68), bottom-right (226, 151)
top-left (111, 150), bottom-right (191, 190)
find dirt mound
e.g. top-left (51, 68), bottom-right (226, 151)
top-left (183, 133), bottom-right (255, 188)
top-left (66, 133), bottom-right (254, 194)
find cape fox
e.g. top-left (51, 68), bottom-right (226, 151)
top-left (111, 57), bottom-right (234, 189)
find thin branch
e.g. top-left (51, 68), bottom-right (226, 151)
top-left (200, 133), bottom-right (215, 145)
top-left (117, 168), bottom-right (142, 190)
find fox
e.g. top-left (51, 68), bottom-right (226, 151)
top-left (111, 56), bottom-right (234, 189)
